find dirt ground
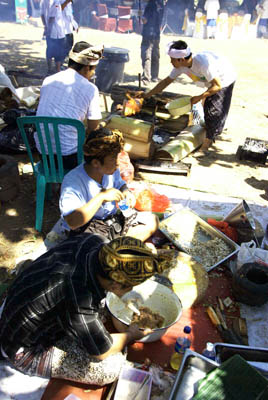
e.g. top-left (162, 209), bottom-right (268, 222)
top-left (0, 21), bottom-right (267, 276)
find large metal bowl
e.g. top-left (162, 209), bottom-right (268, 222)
top-left (106, 279), bottom-right (182, 342)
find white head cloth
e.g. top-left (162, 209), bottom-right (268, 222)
top-left (167, 42), bottom-right (191, 59)
top-left (69, 44), bottom-right (104, 66)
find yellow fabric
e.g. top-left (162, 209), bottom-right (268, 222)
top-left (195, 15), bottom-right (206, 33)
top-left (99, 236), bottom-right (176, 286)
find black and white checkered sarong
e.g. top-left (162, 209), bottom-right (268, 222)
top-left (204, 82), bottom-right (235, 140)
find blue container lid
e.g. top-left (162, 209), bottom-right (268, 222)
top-left (183, 326), bottom-right (191, 334)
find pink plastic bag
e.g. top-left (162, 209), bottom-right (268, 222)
top-left (118, 151), bottom-right (134, 184)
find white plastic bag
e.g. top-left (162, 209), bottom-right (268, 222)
top-left (237, 240), bottom-right (268, 270)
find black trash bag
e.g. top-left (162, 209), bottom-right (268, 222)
top-left (0, 108), bottom-right (37, 154)
top-left (2, 107), bottom-right (36, 126)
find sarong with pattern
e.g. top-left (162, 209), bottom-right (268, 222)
top-left (204, 82), bottom-right (235, 140)
top-left (9, 338), bottom-right (126, 385)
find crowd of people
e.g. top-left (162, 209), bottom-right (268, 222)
top-left (0, 33), bottom-right (238, 385)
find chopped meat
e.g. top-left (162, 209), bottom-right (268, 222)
top-left (131, 306), bottom-right (165, 329)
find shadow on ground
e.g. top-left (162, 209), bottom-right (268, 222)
top-left (0, 154), bottom-right (59, 269)
top-left (0, 36), bottom-right (47, 85)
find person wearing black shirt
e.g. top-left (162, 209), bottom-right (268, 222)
top-left (140, 0), bottom-right (165, 85)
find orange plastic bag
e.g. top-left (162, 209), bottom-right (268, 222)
top-left (207, 218), bottom-right (238, 242)
top-left (135, 189), bottom-right (170, 212)
top-left (118, 151), bottom-right (134, 184)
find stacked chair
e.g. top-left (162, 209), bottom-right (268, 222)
top-left (117, 6), bottom-right (133, 33)
top-left (97, 3), bottom-right (117, 31)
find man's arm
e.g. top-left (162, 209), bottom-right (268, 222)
top-left (64, 188), bottom-right (124, 230)
top-left (142, 76), bottom-right (174, 99)
top-left (86, 119), bottom-right (101, 135)
top-left (191, 77), bottom-right (222, 105)
top-left (61, 0), bottom-right (73, 11)
top-left (94, 325), bottom-right (151, 361)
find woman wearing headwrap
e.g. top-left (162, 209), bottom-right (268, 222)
top-left (136, 40), bottom-right (236, 157)
top-left (35, 41), bottom-right (103, 169)
top-left (0, 233), bottom-right (175, 384)
top-left (60, 127), bottom-right (158, 240)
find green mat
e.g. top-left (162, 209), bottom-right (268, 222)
top-left (193, 355), bottom-right (268, 400)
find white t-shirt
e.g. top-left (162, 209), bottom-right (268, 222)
top-left (35, 68), bottom-right (102, 155)
top-left (204, 0), bottom-right (220, 20)
top-left (256, 0), bottom-right (268, 18)
top-left (169, 51), bottom-right (236, 89)
top-left (48, 0), bottom-right (65, 39)
top-left (63, 2), bottom-right (78, 34)
top-left (60, 164), bottom-right (126, 230)
top-left (40, 0), bottom-right (54, 26)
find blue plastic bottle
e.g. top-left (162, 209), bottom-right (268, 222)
top-left (170, 326), bottom-right (192, 370)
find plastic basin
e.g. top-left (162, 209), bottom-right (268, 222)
top-left (106, 279), bottom-right (182, 342)
top-left (165, 96), bottom-right (191, 117)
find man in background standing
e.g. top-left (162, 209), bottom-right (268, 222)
top-left (41, 0), bottom-right (75, 74)
top-left (62, 0), bottom-right (79, 60)
top-left (140, 0), bottom-right (165, 86)
top-left (204, 0), bottom-right (220, 39)
top-left (256, 0), bottom-right (268, 37)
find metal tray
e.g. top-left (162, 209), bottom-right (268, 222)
top-left (168, 349), bottom-right (219, 400)
top-left (213, 342), bottom-right (268, 378)
top-left (159, 208), bottom-right (240, 272)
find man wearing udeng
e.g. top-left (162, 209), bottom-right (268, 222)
top-left (0, 234), bottom-right (171, 385)
top-left (139, 40), bottom-right (236, 156)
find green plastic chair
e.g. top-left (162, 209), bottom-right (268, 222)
top-left (17, 116), bottom-right (85, 232)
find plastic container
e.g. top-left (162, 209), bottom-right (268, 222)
top-left (170, 326), bottom-right (191, 370)
top-left (202, 342), bottom-right (216, 361)
top-left (118, 198), bottom-right (132, 217)
top-left (191, 102), bottom-right (205, 125)
top-left (261, 224), bottom-right (268, 250)
top-left (165, 96), bottom-right (191, 117)
top-left (95, 47), bottom-right (129, 93)
top-left (114, 366), bottom-right (152, 400)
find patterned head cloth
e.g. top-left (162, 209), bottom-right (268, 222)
top-left (98, 236), bottom-right (176, 286)
top-left (69, 44), bottom-right (104, 66)
top-left (83, 129), bottom-right (124, 158)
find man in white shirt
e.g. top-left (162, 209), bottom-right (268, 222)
top-left (204, 0), bottom-right (220, 39)
top-left (41, 0), bottom-right (74, 74)
top-left (35, 41), bottom-right (103, 169)
top-left (256, 0), bottom-right (268, 38)
top-left (62, 0), bottom-right (79, 59)
top-left (137, 40), bottom-right (236, 156)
